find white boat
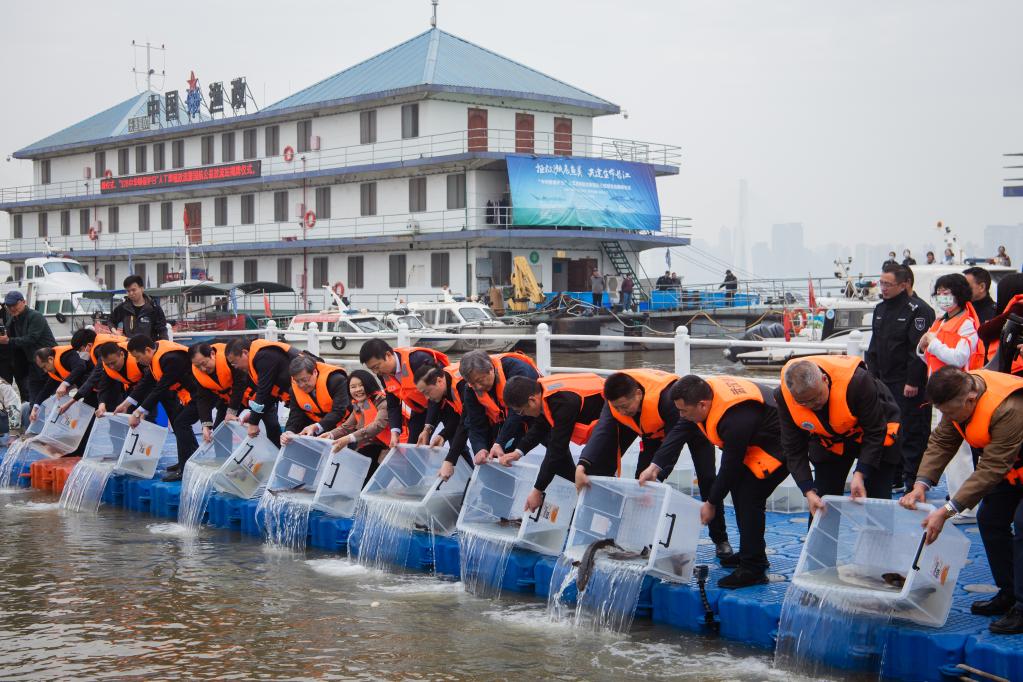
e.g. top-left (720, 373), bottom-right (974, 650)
top-left (0, 253), bottom-right (110, 337)
top-left (407, 300), bottom-right (521, 353)
top-left (284, 311), bottom-right (418, 361)
top-left (379, 311), bottom-right (458, 354)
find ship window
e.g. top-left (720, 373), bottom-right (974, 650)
top-left (135, 145), bottom-right (147, 173)
top-left (118, 148), bottom-right (129, 175)
top-left (315, 187), bottom-right (331, 220)
top-left (265, 125), bottom-right (280, 157)
top-left (354, 319), bottom-right (388, 333)
top-left (40, 160), bottom-right (51, 185)
top-left (13, 266), bottom-right (22, 281)
top-left (297, 120), bottom-right (312, 153)
top-left (172, 140), bottom-right (185, 168)
top-left (153, 142), bottom-right (165, 171)
top-left (43, 261), bottom-right (85, 274)
top-left (347, 256), bottom-right (364, 288)
top-left (273, 191), bottom-right (288, 222)
top-left (420, 310), bottom-right (435, 325)
top-left (201, 136), bottom-right (214, 165)
top-left (241, 194), bottom-right (255, 224)
top-left (431, 252), bottom-right (449, 288)
top-left (34, 301), bottom-right (44, 313)
top-left (446, 174), bottom-right (465, 210)
top-left (360, 110), bottom-right (377, 144)
top-left (389, 254), bottom-right (407, 288)
top-left (360, 183), bottom-right (377, 216)
top-left (243, 128), bottom-right (257, 159)
top-left (401, 104), bottom-right (419, 139)
top-left (398, 315), bottom-right (423, 330)
top-left (61, 299), bottom-right (73, 314)
top-left (459, 307), bottom-right (492, 322)
top-left (409, 177), bottom-right (427, 213)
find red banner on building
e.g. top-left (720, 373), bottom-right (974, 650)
top-left (99, 161), bottom-right (261, 193)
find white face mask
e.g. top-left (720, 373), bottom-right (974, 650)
top-left (935, 294), bottom-right (956, 311)
top-left (78, 351), bottom-right (90, 361)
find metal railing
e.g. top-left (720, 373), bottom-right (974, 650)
top-left (1, 128), bottom-right (683, 205)
top-left (644, 274), bottom-right (878, 312)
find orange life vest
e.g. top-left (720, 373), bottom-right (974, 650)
top-left (48, 345), bottom-right (75, 382)
top-left (192, 343), bottom-right (234, 402)
top-left (926, 302), bottom-right (984, 374)
top-left (538, 373), bottom-right (605, 445)
top-left (780, 355), bottom-right (899, 455)
top-left (89, 333), bottom-right (124, 365)
top-left (150, 340), bottom-right (192, 404)
top-left (247, 339), bottom-right (293, 402)
top-left (695, 376), bottom-right (783, 479)
top-left (474, 352), bottom-right (541, 425)
top-left (949, 370), bottom-right (1023, 485)
top-left (291, 362), bottom-right (347, 422)
top-left (102, 341), bottom-right (143, 389)
top-left (607, 368), bottom-right (678, 440)
top-left (351, 394), bottom-right (406, 447)
top-left (984, 294), bottom-right (1023, 373)
top-left (442, 363), bottom-right (465, 415)
top-left (382, 347), bottom-right (451, 414)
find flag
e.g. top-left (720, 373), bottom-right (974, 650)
top-left (665, 248), bottom-right (672, 269)
top-left (808, 277), bottom-right (817, 310)
top-left (263, 293), bottom-right (272, 318)
top-left (782, 310), bottom-right (793, 342)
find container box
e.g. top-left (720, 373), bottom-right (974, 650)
top-left (457, 461), bottom-right (577, 555)
top-left (210, 430), bottom-right (278, 500)
top-left (34, 398), bottom-right (95, 454)
top-left (792, 496), bottom-right (971, 627)
top-left (360, 444), bottom-right (471, 536)
top-left (109, 416), bottom-right (169, 479)
top-left (190, 421), bottom-right (250, 467)
top-left (266, 435), bottom-right (333, 493)
top-left (565, 476), bottom-right (703, 584)
top-left (311, 444), bottom-right (372, 518)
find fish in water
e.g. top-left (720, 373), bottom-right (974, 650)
top-left (498, 518), bottom-right (522, 528)
top-left (574, 539), bottom-right (650, 592)
top-left (268, 482), bottom-right (306, 494)
top-left (882, 572), bottom-right (906, 589)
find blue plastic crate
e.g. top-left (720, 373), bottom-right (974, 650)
top-left (533, 555), bottom-right (561, 600)
top-left (651, 579), bottom-right (723, 633)
top-left (102, 475), bottom-right (128, 508)
top-left (964, 631), bottom-right (1023, 682)
top-left (500, 549), bottom-right (542, 595)
top-left (433, 535), bottom-right (460, 579)
top-left (717, 582), bottom-right (787, 650)
top-left (125, 478), bottom-right (157, 514)
top-left (880, 611), bottom-right (988, 682)
top-left (349, 526), bottom-right (434, 572)
top-left (309, 515), bottom-right (356, 553)
top-left (151, 481), bottom-right (182, 520)
top-left (239, 499), bottom-right (262, 537)
top-left (207, 493), bottom-right (246, 531)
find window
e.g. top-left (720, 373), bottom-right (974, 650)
top-left (348, 256), bottom-right (364, 288)
top-left (243, 259), bottom-right (258, 282)
top-left (409, 177), bottom-right (427, 213)
top-left (360, 110), bottom-right (377, 144)
top-left (315, 187), bottom-right (331, 220)
top-left (60, 210), bottom-right (70, 236)
top-left (276, 258), bottom-right (292, 287)
top-left (221, 132), bottom-right (235, 162)
top-left (103, 264), bottom-right (116, 289)
top-left (273, 191), bottom-right (288, 222)
top-left (265, 125), bottom-right (280, 156)
top-left (95, 151), bottom-right (106, 177)
top-left (431, 252), bottom-right (450, 288)
top-left (108, 206), bottom-right (119, 233)
top-left (241, 194), bottom-right (255, 224)
top-left (489, 250), bottom-right (513, 285)
top-left (157, 262), bottom-right (169, 285)
top-left (161, 202), bottom-right (173, 230)
top-left (313, 256), bottom-right (329, 288)
top-left (134, 262), bottom-right (147, 284)
top-left (138, 204), bottom-right (150, 232)
top-left (153, 142), bottom-right (165, 171)
top-left (447, 174), bottom-right (466, 209)
top-left (220, 260), bottom-right (234, 283)
top-left (118, 148), bottom-right (130, 175)
top-left (201, 136), bottom-right (214, 165)
top-left (13, 266), bottom-right (23, 281)
top-left (135, 145), bottom-right (147, 173)
top-left (172, 140), bottom-right (185, 168)
top-left (41, 160), bottom-right (51, 185)
top-left (79, 209), bottom-right (90, 235)
top-left (360, 183), bottom-right (377, 216)
top-left (401, 104), bottom-right (419, 139)
top-left (12, 215), bottom-right (21, 239)
top-left (389, 253), bottom-right (407, 288)
top-left (243, 128), bottom-right (257, 159)
top-left (215, 197), bottom-right (228, 226)
top-left (297, 119), bottom-right (312, 153)
top-left (38, 213), bottom-right (48, 238)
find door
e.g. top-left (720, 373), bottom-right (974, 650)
top-left (552, 258), bottom-right (569, 291)
top-left (468, 108), bottom-right (488, 152)
top-left (554, 117), bottom-right (573, 156)
top-left (567, 257), bottom-right (597, 291)
top-left (515, 113), bottom-right (534, 153)
top-left (184, 202), bottom-right (202, 245)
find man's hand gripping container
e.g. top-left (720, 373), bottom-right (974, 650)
top-left (209, 425), bottom-right (278, 499)
top-left (791, 495), bottom-right (971, 627)
top-left (83, 414), bottom-right (167, 479)
top-left (310, 442), bottom-right (372, 518)
top-left (34, 397), bottom-right (95, 454)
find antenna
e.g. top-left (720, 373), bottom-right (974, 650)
top-left (431, 0), bottom-right (438, 28)
top-left (131, 40), bottom-right (166, 92)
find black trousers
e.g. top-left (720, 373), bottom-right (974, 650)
top-left (407, 410), bottom-right (427, 444)
top-left (885, 381), bottom-right (933, 486)
top-left (249, 401), bottom-right (283, 448)
top-left (161, 395), bottom-right (199, 467)
top-left (14, 363), bottom-right (46, 408)
top-left (810, 444), bottom-right (896, 501)
top-left (357, 441), bottom-right (386, 487)
top-left (977, 481), bottom-right (1023, 605)
top-left (731, 464), bottom-right (789, 573)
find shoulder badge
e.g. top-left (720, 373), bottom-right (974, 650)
top-left (914, 318), bottom-right (926, 331)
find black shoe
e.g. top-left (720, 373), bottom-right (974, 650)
top-left (161, 470), bottom-right (183, 483)
top-left (989, 604), bottom-right (1023, 634)
top-left (972, 590), bottom-right (1016, 616)
top-left (166, 463), bottom-right (182, 473)
top-left (715, 541), bottom-right (736, 564)
top-left (719, 552), bottom-right (741, 568)
top-left (717, 566), bottom-right (769, 590)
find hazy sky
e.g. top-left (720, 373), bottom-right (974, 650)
top-left (1, 0), bottom-right (1021, 256)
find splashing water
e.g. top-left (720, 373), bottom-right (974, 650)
top-left (256, 489), bottom-right (313, 552)
top-left (458, 528), bottom-right (515, 599)
top-left (352, 498), bottom-right (426, 571)
top-left (177, 460), bottom-right (219, 530)
top-left (59, 460), bottom-right (115, 513)
top-left (547, 554), bottom-right (647, 633)
top-left (0, 440), bottom-right (34, 489)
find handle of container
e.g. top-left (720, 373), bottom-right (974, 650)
top-left (659, 512), bottom-right (677, 548)
top-left (125, 432), bottom-right (140, 457)
top-left (232, 443), bottom-right (254, 466)
top-left (324, 461), bottom-right (340, 489)
top-left (436, 478), bottom-right (445, 491)
top-left (911, 533), bottom-right (927, 571)
top-left (528, 492), bottom-right (547, 522)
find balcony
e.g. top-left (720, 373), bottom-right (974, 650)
top-left (0, 129), bottom-right (682, 207)
top-left (2, 209), bottom-right (690, 258)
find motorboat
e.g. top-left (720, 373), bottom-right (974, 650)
top-left (407, 300), bottom-right (521, 353)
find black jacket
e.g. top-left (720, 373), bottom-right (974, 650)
top-left (6, 308), bottom-right (56, 365)
top-left (31, 349), bottom-right (88, 407)
top-left (462, 356), bottom-right (540, 453)
top-left (382, 350), bottom-right (443, 432)
top-left (285, 370), bottom-right (351, 433)
top-left (864, 290), bottom-right (934, 388)
top-left (974, 296), bottom-right (997, 325)
top-left (130, 348), bottom-right (197, 414)
top-left (111, 295), bottom-right (167, 340)
top-left (516, 392), bottom-right (604, 491)
top-left (231, 345), bottom-right (300, 425)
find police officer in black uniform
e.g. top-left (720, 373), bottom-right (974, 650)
top-left (865, 264), bottom-right (935, 490)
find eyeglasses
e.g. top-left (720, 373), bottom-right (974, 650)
top-left (878, 281), bottom-right (898, 288)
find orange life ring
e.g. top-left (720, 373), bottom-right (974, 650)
top-left (332, 281), bottom-right (345, 298)
top-left (304, 210), bottom-right (316, 229)
top-left (283, 145), bottom-right (295, 162)
top-left (88, 226), bottom-right (98, 241)
top-left (103, 169), bottom-right (112, 178)
top-left (790, 308), bottom-right (808, 334)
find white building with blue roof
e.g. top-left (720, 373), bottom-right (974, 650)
top-left (0, 27), bottom-right (686, 314)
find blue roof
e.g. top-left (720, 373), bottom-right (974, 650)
top-left (264, 29), bottom-right (618, 115)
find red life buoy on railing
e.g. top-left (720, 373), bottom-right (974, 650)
top-left (283, 145), bottom-right (295, 162)
top-left (103, 169), bottom-right (112, 178)
top-left (304, 210), bottom-right (316, 229)
top-left (790, 308), bottom-right (808, 334)
top-left (88, 226), bottom-right (99, 241)
top-left (332, 281), bottom-right (346, 298)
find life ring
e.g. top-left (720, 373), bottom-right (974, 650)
top-left (331, 336), bottom-right (347, 351)
top-left (790, 308), bottom-right (808, 334)
top-left (283, 145), bottom-right (295, 162)
top-left (304, 210), bottom-right (316, 229)
top-left (88, 226), bottom-right (98, 241)
top-left (332, 281), bottom-right (345, 298)
top-left (103, 169), bottom-right (112, 178)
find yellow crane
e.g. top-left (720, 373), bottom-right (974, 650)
top-left (509, 255), bottom-right (545, 312)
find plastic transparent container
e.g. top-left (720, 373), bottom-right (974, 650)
top-left (311, 444), bottom-right (372, 518)
top-left (210, 430), bottom-right (278, 499)
top-left (190, 421), bottom-right (250, 467)
top-left (360, 444), bottom-right (472, 536)
top-left (33, 398), bottom-right (95, 453)
top-left (266, 435), bottom-right (335, 493)
top-left (457, 461), bottom-right (577, 555)
top-left (24, 396), bottom-right (54, 436)
top-left (106, 416), bottom-right (168, 479)
top-left (82, 415), bottom-right (120, 463)
top-left (565, 476), bottom-right (703, 583)
top-left (792, 495), bottom-right (971, 627)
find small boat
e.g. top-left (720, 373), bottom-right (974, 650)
top-left (284, 311), bottom-right (419, 360)
top-left (407, 300), bottom-right (521, 353)
top-left (0, 253), bottom-right (112, 337)
top-left (379, 311), bottom-right (458, 354)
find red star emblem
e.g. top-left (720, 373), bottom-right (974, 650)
top-left (187, 70), bottom-right (198, 92)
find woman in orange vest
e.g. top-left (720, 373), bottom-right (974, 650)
top-left (414, 362), bottom-right (471, 481)
top-left (901, 366), bottom-right (1023, 634)
top-left (919, 273), bottom-right (983, 374)
top-left (281, 355), bottom-right (350, 443)
top-left (327, 369), bottom-right (392, 486)
top-left (458, 349), bottom-right (540, 465)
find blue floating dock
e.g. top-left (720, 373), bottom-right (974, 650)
top-left (151, 481), bottom-right (182, 519)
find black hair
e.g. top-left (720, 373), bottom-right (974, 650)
top-left (123, 274), bottom-right (144, 289)
top-left (225, 337), bottom-right (253, 357)
top-left (933, 273), bottom-right (972, 308)
top-left (126, 334), bottom-right (155, 353)
top-left (35, 347), bottom-right (56, 363)
top-left (926, 366), bottom-right (973, 405)
top-left (189, 342), bottom-right (215, 359)
top-left (70, 328), bottom-right (97, 350)
top-left (603, 372), bottom-right (641, 402)
top-left (413, 361), bottom-right (446, 386)
top-left (880, 265), bottom-right (911, 285)
top-left (503, 375), bottom-right (541, 409)
top-left (669, 375), bottom-right (713, 405)
top-left (359, 338), bottom-right (394, 364)
top-left (996, 273), bottom-right (1023, 316)
top-left (348, 369), bottom-right (383, 401)
top-left (962, 266), bottom-right (992, 294)
top-left (97, 341), bottom-right (124, 359)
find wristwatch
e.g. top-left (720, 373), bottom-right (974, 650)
top-left (943, 501), bottom-right (958, 519)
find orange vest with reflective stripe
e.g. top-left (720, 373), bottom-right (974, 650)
top-left (926, 302), bottom-right (984, 374)
top-left (103, 341), bottom-right (143, 389)
top-left (696, 376), bottom-right (783, 479)
top-left (248, 339), bottom-right (293, 402)
top-left (89, 333), bottom-right (123, 365)
top-left (192, 343), bottom-right (234, 402)
top-left (352, 394), bottom-right (406, 447)
top-left (950, 370), bottom-right (1023, 486)
top-left (442, 363), bottom-right (464, 415)
top-left (607, 369), bottom-right (678, 440)
top-left (475, 352), bottom-right (541, 425)
top-left (539, 373), bottom-right (605, 445)
top-left (780, 355), bottom-right (898, 455)
top-left (48, 345), bottom-right (75, 382)
top-left (150, 340), bottom-right (192, 404)
top-left (382, 347), bottom-right (451, 414)
top-left (291, 362), bottom-right (346, 422)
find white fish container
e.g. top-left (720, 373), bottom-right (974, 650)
top-left (210, 431), bottom-right (278, 499)
top-left (311, 444), bottom-right (372, 518)
top-left (190, 421), bottom-right (250, 467)
top-left (765, 475), bottom-right (808, 513)
top-left (566, 476), bottom-right (703, 584)
top-left (266, 436), bottom-right (334, 493)
top-left (24, 396), bottom-right (54, 436)
top-left (82, 415), bottom-right (121, 463)
top-left (360, 444), bottom-right (472, 536)
top-left (792, 496), bottom-right (971, 627)
top-left (110, 416), bottom-right (168, 479)
top-left (457, 461), bottom-right (577, 556)
top-left (33, 398), bottom-right (95, 453)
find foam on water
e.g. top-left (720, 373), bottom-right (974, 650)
top-left (177, 461), bottom-right (218, 529)
top-left (256, 489), bottom-right (313, 552)
top-left (458, 529), bottom-right (514, 599)
top-left (306, 558), bottom-right (372, 578)
top-left (59, 460), bottom-right (115, 513)
top-left (369, 578), bottom-right (463, 595)
top-left (148, 522), bottom-right (196, 537)
top-left (5, 501), bottom-right (61, 511)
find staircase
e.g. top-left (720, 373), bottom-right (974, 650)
top-left (601, 240), bottom-right (647, 301)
